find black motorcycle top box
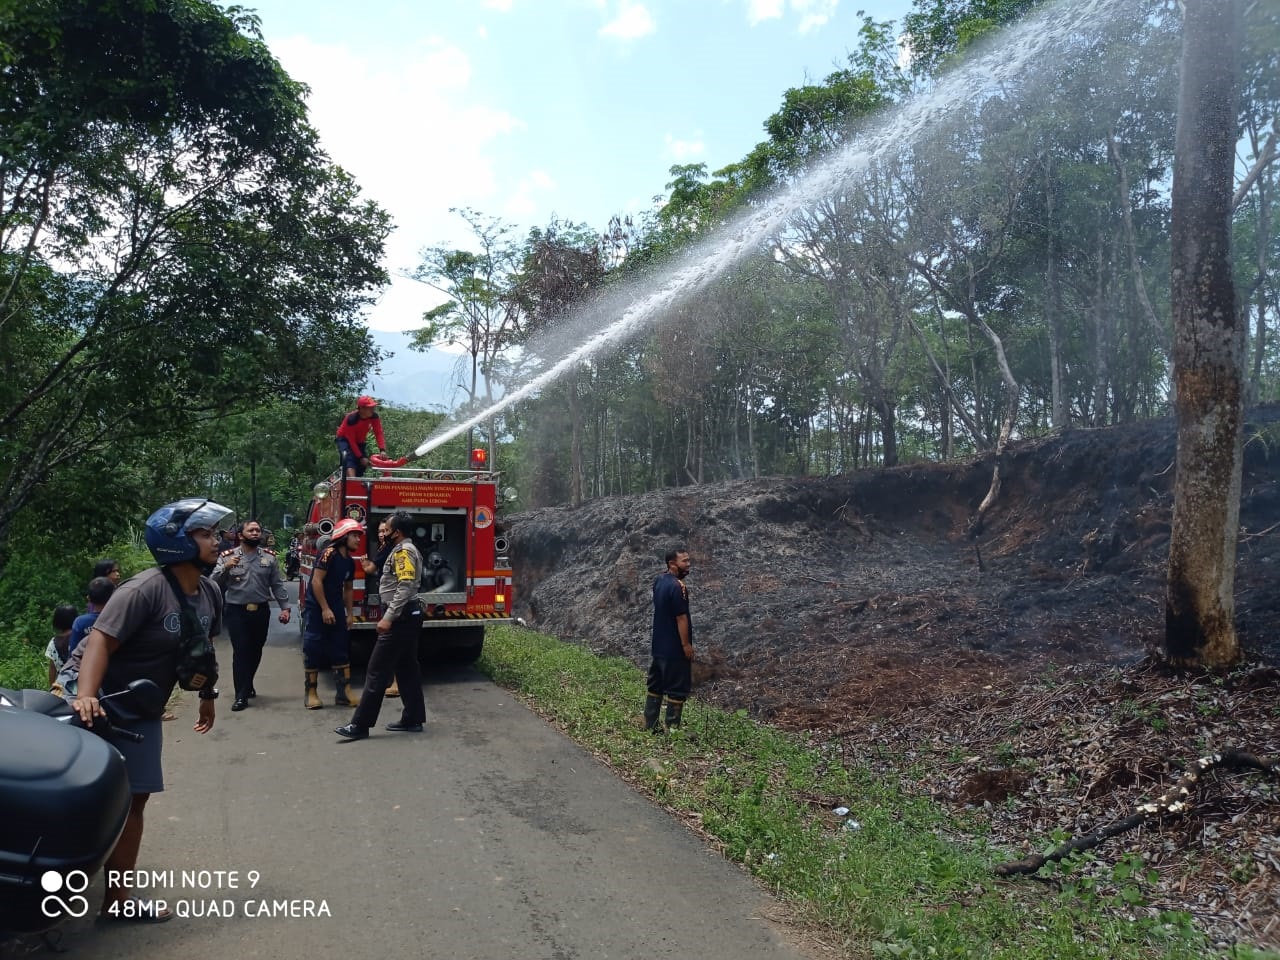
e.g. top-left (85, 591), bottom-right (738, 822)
top-left (0, 706), bottom-right (132, 933)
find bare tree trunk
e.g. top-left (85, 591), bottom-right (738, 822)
top-left (874, 393), bottom-right (898, 468)
top-left (1092, 236), bottom-right (1111, 427)
top-left (1045, 156), bottom-right (1069, 429)
top-left (1247, 123), bottom-right (1273, 401)
top-left (1166, 0), bottom-right (1245, 669)
top-left (912, 300), bottom-right (986, 449)
top-left (941, 313), bottom-right (955, 460)
top-left (967, 323), bottom-right (986, 438)
top-left (684, 413), bottom-right (700, 485)
top-left (1109, 129), bottom-right (1172, 360)
top-left (967, 313), bottom-right (1020, 537)
top-left (731, 390), bottom-right (743, 479)
top-left (569, 380), bottom-right (583, 507)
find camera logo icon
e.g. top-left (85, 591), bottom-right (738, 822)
top-left (39, 869), bottom-right (90, 919)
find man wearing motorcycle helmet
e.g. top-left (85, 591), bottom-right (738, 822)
top-left (69, 498), bottom-right (231, 923)
top-left (334, 394), bottom-right (387, 477)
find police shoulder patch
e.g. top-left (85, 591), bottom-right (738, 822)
top-left (393, 548), bottom-right (418, 582)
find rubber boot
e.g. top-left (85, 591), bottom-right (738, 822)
top-left (643, 693), bottom-right (663, 733)
top-left (385, 678), bottom-right (401, 699)
top-left (664, 697), bottom-right (685, 731)
top-left (334, 665), bottom-right (360, 707)
top-left (305, 670), bottom-right (323, 710)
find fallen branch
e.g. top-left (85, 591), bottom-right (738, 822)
top-left (994, 748), bottom-right (1277, 876)
top-left (1240, 520), bottom-right (1280, 542)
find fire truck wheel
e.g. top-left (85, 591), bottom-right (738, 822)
top-left (419, 625), bottom-right (484, 666)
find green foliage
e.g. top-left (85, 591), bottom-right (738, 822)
top-left (471, 0), bottom-right (1275, 507)
top-left (409, 208), bottom-right (523, 414)
top-left (479, 624), bottom-right (1214, 958)
top-left (902, 0), bottom-right (1047, 76)
top-left (0, 0), bottom-right (391, 572)
top-left (0, 513), bottom-right (149, 688)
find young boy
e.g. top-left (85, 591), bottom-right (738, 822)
top-left (68, 576), bottom-right (118, 658)
top-left (46, 604), bottom-right (78, 686)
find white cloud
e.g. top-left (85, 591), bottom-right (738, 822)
top-left (744, 0), bottom-right (838, 32)
top-left (664, 133), bottom-right (706, 162)
top-left (746, 0), bottom-right (784, 25)
top-left (599, 1), bottom-right (655, 40)
top-left (503, 169), bottom-right (557, 219)
top-left (795, 0), bottom-right (839, 34)
top-left (269, 35), bottom-right (524, 332)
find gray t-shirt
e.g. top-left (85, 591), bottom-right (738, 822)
top-left (86, 566), bottom-right (223, 700)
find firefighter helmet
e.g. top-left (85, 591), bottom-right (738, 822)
top-left (330, 518), bottom-right (363, 541)
top-left (145, 499), bottom-right (234, 565)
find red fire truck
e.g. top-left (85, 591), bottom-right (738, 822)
top-left (298, 452), bottom-right (514, 664)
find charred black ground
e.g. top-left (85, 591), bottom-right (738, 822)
top-left (508, 406), bottom-right (1280, 949)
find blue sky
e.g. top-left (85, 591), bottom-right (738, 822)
top-left (242, 0), bottom-right (912, 405)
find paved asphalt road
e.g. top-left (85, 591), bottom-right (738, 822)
top-left (36, 616), bottom-right (818, 960)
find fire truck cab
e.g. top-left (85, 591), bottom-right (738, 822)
top-left (299, 454), bottom-right (513, 664)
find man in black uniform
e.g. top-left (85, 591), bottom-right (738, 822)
top-left (644, 548), bottom-right (694, 732)
top-left (211, 519), bottom-right (292, 711)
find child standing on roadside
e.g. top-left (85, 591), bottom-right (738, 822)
top-left (46, 604), bottom-right (78, 687)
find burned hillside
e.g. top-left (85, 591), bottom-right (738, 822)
top-left (509, 407), bottom-right (1280, 715)
top-left (506, 408), bottom-right (1280, 950)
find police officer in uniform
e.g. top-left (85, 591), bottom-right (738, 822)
top-left (211, 519), bottom-right (292, 711)
top-left (334, 510), bottom-right (426, 740)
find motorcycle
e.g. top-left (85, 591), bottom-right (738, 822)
top-left (285, 545), bottom-right (301, 580)
top-left (0, 679), bottom-right (161, 935)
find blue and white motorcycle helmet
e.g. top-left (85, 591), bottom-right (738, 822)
top-left (144, 499), bottom-right (235, 565)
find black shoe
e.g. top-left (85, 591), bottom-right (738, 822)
top-left (246, 688), bottom-right (257, 699)
top-left (334, 723), bottom-right (368, 740)
top-left (385, 721), bottom-right (424, 733)
top-left (231, 698), bottom-right (249, 712)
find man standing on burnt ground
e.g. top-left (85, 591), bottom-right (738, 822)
top-left (644, 548), bottom-right (694, 733)
top-left (212, 519), bottom-right (292, 711)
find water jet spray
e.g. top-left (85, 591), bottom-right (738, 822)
top-left (410, 0), bottom-right (1145, 463)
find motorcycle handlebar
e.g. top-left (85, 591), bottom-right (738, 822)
top-left (69, 713), bottom-right (144, 744)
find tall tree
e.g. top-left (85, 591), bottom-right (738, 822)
top-left (1164, 0), bottom-right (1245, 668)
top-left (504, 218), bottom-right (605, 505)
top-left (409, 207), bottom-right (522, 457)
top-left (0, 0), bottom-right (390, 572)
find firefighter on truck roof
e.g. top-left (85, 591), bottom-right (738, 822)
top-left (335, 395), bottom-right (387, 477)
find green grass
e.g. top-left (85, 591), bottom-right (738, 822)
top-left (478, 624), bottom-right (1223, 960)
top-left (0, 633), bottom-right (47, 689)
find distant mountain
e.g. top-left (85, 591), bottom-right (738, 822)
top-left (364, 329), bottom-right (465, 412)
